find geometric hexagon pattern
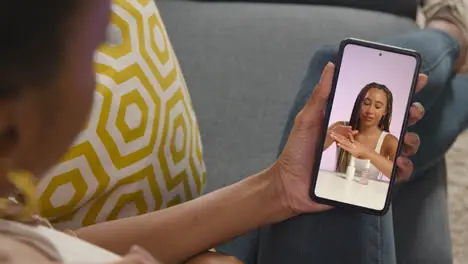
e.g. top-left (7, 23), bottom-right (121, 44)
top-left (36, 0), bottom-right (207, 230)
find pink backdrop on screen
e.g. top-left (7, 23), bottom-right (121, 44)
top-left (320, 44), bottom-right (418, 171)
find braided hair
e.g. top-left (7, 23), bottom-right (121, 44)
top-left (335, 82), bottom-right (393, 173)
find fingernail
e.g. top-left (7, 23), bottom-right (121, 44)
top-left (130, 245), bottom-right (140, 253)
top-left (413, 102), bottom-right (424, 116)
top-left (319, 62), bottom-right (334, 80)
top-left (396, 158), bottom-right (404, 167)
top-left (397, 157), bottom-right (410, 167)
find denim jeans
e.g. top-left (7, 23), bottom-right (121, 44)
top-left (217, 29), bottom-right (468, 264)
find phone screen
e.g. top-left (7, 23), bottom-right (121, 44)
top-left (313, 43), bottom-right (418, 211)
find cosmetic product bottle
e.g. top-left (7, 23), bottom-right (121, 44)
top-left (346, 156), bottom-right (356, 180)
top-left (359, 160), bottom-right (370, 185)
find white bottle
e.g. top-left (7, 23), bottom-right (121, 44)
top-left (359, 160), bottom-right (371, 185)
top-left (346, 156), bottom-right (356, 180)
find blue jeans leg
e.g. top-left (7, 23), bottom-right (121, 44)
top-left (217, 29), bottom-right (467, 264)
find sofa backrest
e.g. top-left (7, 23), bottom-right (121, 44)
top-left (192, 0), bottom-right (418, 20)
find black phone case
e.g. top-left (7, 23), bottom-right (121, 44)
top-left (309, 38), bottom-right (421, 216)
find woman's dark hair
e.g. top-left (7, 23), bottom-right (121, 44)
top-left (335, 82), bottom-right (393, 173)
top-left (0, 1), bottom-right (78, 98)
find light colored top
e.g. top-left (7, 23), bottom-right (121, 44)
top-left (0, 219), bottom-right (120, 263)
top-left (351, 131), bottom-right (389, 181)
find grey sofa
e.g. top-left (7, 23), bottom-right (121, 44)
top-left (157, 1), bottom-right (452, 263)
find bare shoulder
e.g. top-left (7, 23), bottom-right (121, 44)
top-left (384, 133), bottom-right (398, 144)
top-left (0, 234), bottom-right (53, 264)
top-left (383, 133), bottom-right (399, 153)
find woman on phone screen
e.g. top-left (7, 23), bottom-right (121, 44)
top-left (324, 82), bottom-right (397, 181)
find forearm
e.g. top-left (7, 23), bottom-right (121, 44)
top-left (75, 169), bottom-right (292, 264)
top-left (367, 151), bottom-right (393, 178)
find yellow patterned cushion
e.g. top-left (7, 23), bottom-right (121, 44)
top-left (36, 0), bottom-right (207, 230)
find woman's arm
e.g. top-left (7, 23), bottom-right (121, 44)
top-left (324, 121), bottom-right (351, 150)
top-left (366, 150), bottom-right (393, 178)
top-left (366, 135), bottom-right (398, 178)
top-left (75, 170), bottom-right (291, 264)
top-left (331, 133), bottom-right (396, 178)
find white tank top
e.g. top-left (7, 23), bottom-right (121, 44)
top-left (351, 131), bottom-right (389, 181)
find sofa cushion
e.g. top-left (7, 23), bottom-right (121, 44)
top-left (37, 0), bottom-right (207, 230)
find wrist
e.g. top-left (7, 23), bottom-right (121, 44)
top-left (256, 166), bottom-right (296, 223)
top-left (363, 149), bottom-right (376, 160)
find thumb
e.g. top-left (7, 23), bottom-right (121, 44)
top-left (279, 62), bottom-right (335, 165)
top-left (295, 62), bottom-right (335, 128)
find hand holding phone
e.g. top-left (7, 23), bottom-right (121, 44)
top-left (270, 59), bottom-right (425, 217)
top-left (309, 38), bottom-right (423, 215)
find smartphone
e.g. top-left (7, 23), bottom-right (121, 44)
top-left (309, 38), bottom-right (421, 215)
